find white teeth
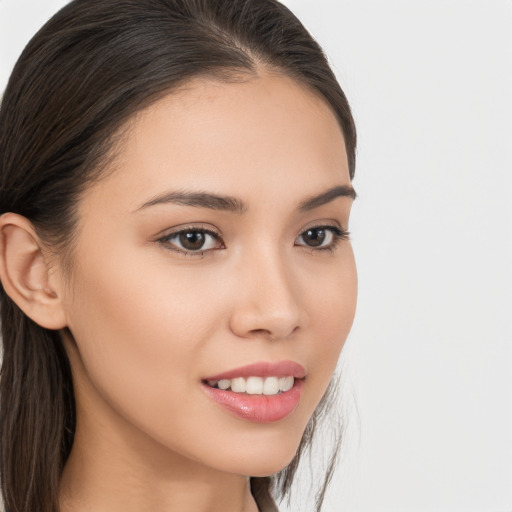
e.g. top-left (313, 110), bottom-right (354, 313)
top-left (279, 376), bottom-right (295, 392)
top-left (218, 379), bottom-right (231, 390)
top-left (246, 377), bottom-right (264, 395)
top-left (207, 376), bottom-right (296, 395)
top-left (263, 376), bottom-right (280, 395)
top-left (230, 377), bottom-right (246, 393)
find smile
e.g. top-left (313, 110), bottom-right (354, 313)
top-left (206, 376), bottom-right (295, 395)
top-left (201, 361), bottom-right (306, 423)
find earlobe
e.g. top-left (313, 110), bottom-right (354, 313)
top-left (0, 213), bottom-right (67, 330)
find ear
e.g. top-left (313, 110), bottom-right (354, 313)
top-left (0, 212), bottom-right (67, 330)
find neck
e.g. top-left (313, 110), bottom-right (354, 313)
top-left (60, 462), bottom-right (256, 512)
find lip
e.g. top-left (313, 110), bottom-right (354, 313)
top-left (201, 378), bottom-right (304, 423)
top-left (202, 360), bottom-right (306, 381)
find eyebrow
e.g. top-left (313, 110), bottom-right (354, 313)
top-left (298, 184), bottom-right (357, 211)
top-left (137, 190), bottom-right (247, 214)
top-left (136, 184), bottom-right (356, 214)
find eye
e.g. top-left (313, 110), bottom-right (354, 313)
top-left (295, 225), bottom-right (349, 250)
top-left (158, 227), bottom-right (223, 254)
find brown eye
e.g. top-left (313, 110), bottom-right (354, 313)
top-left (295, 225), bottom-right (348, 250)
top-left (160, 228), bottom-right (222, 254)
top-left (301, 228), bottom-right (327, 247)
top-left (179, 231), bottom-right (207, 250)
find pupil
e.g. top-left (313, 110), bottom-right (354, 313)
top-left (305, 228), bottom-right (325, 247)
top-left (179, 231), bottom-right (205, 250)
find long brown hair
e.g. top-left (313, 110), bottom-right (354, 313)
top-left (0, 1), bottom-right (356, 511)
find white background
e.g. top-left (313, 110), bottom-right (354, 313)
top-left (1, 1), bottom-right (511, 511)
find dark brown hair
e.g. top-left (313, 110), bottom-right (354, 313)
top-left (0, 1), bottom-right (356, 511)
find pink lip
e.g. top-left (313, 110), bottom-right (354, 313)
top-left (203, 360), bottom-right (306, 381)
top-left (201, 378), bottom-right (304, 423)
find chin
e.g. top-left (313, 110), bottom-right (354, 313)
top-left (214, 430), bottom-right (304, 478)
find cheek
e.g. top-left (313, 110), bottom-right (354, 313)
top-left (299, 249), bottom-right (357, 407)
top-left (311, 246), bottom-right (356, 342)
top-left (63, 246), bottom-right (224, 432)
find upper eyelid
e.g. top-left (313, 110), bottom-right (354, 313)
top-left (156, 220), bottom-right (347, 235)
top-left (155, 223), bottom-right (221, 239)
top-left (157, 222), bottom-right (345, 238)
top-left (296, 220), bottom-right (345, 236)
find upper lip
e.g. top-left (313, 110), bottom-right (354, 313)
top-left (203, 360), bottom-right (306, 381)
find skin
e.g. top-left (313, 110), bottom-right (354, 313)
top-left (1, 71), bottom-right (357, 512)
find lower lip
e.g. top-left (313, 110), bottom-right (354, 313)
top-left (201, 379), bottom-right (304, 423)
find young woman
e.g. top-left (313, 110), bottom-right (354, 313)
top-left (0, 1), bottom-right (357, 511)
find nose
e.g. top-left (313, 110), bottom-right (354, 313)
top-left (228, 248), bottom-right (307, 341)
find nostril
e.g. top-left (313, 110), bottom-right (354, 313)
top-left (249, 328), bottom-right (273, 338)
top-left (248, 325), bottom-right (300, 341)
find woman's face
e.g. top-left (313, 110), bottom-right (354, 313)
top-left (59, 72), bottom-right (357, 477)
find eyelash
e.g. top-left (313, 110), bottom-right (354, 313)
top-left (157, 224), bottom-right (350, 256)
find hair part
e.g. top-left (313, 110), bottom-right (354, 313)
top-left (0, 1), bottom-right (356, 511)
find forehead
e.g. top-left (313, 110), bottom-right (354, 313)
top-left (81, 72), bottom-right (350, 214)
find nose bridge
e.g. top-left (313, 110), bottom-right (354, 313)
top-left (229, 242), bottom-right (305, 340)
